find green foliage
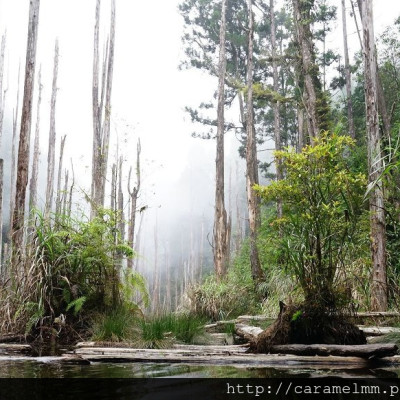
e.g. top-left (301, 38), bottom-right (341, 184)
top-left (14, 208), bottom-right (147, 338)
top-left (91, 306), bottom-right (141, 342)
top-left (255, 133), bottom-right (368, 307)
top-left (135, 313), bottom-right (207, 348)
top-left (189, 250), bottom-right (262, 321)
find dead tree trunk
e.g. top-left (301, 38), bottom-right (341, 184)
top-left (152, 218), bottom-right (160, 313)
top-left (9, 64), bottom-right (21, 233)
top-left (360, 0), bottom-right (387, 311)
top-left (67, 160), bottom-right (74, 218)
top-left (127, 139), bottom-right (141, 269)
top-left (341, 0), bottom-right (355, 139)
top-left (12, 0), bottom-right (40, 261)
top-left (213, 0), bottom-right (229, 280)
top-left (62, 169), bottom-right (69, 217)
top-left (117, 156), bottom-right (125, 241)
top-left (0, 33), bottom-right (6, 151)
top-left (45, 40), bottom-right (59, 218)
top-left (91, 0), bottom-right (116, 217)
top-left (270, 0), bottom-right (283, 219)
top-left (28, 66), bottom-right (42, 216)
top-left (55, 134), bottom-right (66, 218)
top-left (246, 0), bottom-right (263, 283)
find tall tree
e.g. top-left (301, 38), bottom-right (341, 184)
top-left (91, 0), bottom-right (116, 217)
top-left (12, 0), bottom-right (40, 258)
top-left (9, 64), bottom-right (21, 231)
top-left (127, 139), bottom-right (141, 270)
top-left (360, 0), bottom-right (387, 311)
top-left (270, 0), bottom-right (283, 218)
top-left (213, 0), bottom-right (229, 279)
top-left (246, 0), bottom-right (263, 283)
top-left (0, 33), bottom-right (6, 151)
top-left (341, 0), bottom-right (355, 139)
top-left (55, 134), bottom-right (66, 218)
top-left (45, 40), bottom-right (59, 218)
top-left (28, 67), bottom-right (42, 215)
top-left (292, 0), bottom-right (319, 140)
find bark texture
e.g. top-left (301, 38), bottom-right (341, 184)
top-left (91, 0), bottom-right (116, 217)
top-left (28, 67), bottom-right (42, 214)
top-left (360, 0), bottom-right (387, 311)
top-left (12, 0), bottom-right (40, 258)
top-left (246, 0), bottom-right (263, 282)
top-left (213, 0), bottom-right (229, 279)
top-left (341, 0), bottom-right (355, 139)
top-left (45, 40), bottom-right (59, 218)
top-left (292, 0), bottom-right (319, 140)
top-left (127, 139), bottom-right (141, 269)
top-left (270, 0), bottom-right (283, 219)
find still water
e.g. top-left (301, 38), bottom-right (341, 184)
top-left (0, 356), bottom-right (399, 378)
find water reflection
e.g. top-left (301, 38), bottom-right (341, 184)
top-left (0, 357), bottom-right (399, 378)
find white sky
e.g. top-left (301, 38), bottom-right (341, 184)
top-left (0, 0), bottom-right (399, 224)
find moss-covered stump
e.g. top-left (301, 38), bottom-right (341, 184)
top-left (254, 302), bottom-right (366, 353)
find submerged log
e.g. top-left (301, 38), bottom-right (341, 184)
top-left (269, 343), bottom-right (398, 358)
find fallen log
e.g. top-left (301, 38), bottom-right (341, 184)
top-left (236, 315), bottom-right (275, 323)
top-left (268, 343), bottom-right (398, 358)
top-left (70, 344), bottom-right (400, 368)
top-left (359, 326), bottom-right (400, 336)
top-left (355, 312), bottom-right (400, 318)
top-left (0, 334), bottom-right (25, 343)
top-left (235, 323), bottom-right (263, 342)
top-left (0, 343), bottom-right (32, 354)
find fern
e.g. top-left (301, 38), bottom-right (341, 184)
top-left (66, 296), bottom-right (87, 315)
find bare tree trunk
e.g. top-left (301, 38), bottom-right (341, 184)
top-left (270, 0), bottom-right (283, 219)
top-left (28, 66), bottom-right (42, 215)
top-left (12, 0), bottom-right (40, 260)
top-left (127, 139), bottom-right (141, 269)
top-left (9, 64), bottom-right (21, 234)
top-left (110, 163), bottom-right (117, 212)
top-left (117, 156), bottom-right (125, 241)
top-left (0, 33), bottom-right (6, 151)
top-left (292, 0), bottom-right (319, 141)
top-left (67, 160), bottom-right (74, 218)
top-left (45, 40), bottom-right (59, 218)
top-left (91, 0), bottom-right (116, 216)
top-left (152, 218), bottom-right (160, 313)
top-left (360, 0), bottom-right (387, 311)
top-left (62, 169), bottom-right (69, 217)
top-left (55, 134), bottom-right (66, 218)
top-left (342, 0), bottom-right (355, 139)
top-left (213, 0), bottom-right (229, 280)
top-left (246, 0), bottom-right (263, 283)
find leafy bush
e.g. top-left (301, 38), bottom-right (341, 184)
top-left (255, 133), bottom-right (369, 309)
top-left (5, 209), bottom-right (148, 339)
